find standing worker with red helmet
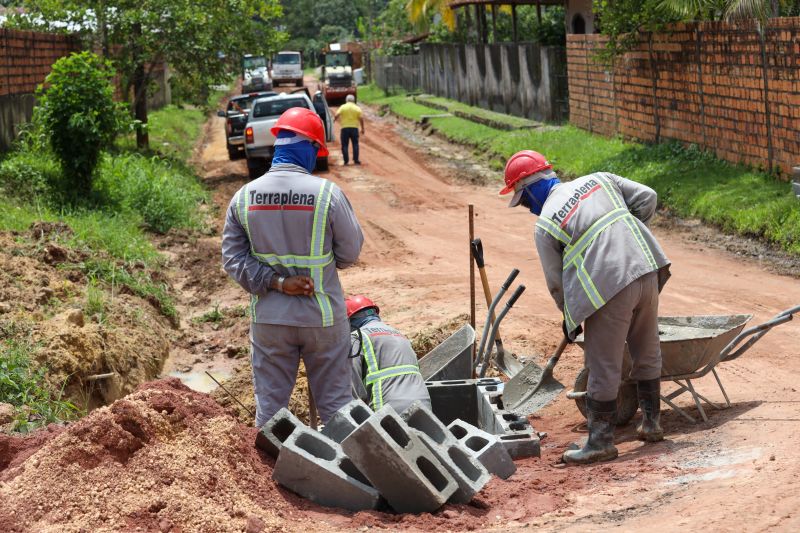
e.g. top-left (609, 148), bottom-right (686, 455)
top-left (500, 150), bottom-right (671, 465)
top-left (346, 295), bottom-right (431, 414)
top-left (222, 107), bottom-right (364, 428)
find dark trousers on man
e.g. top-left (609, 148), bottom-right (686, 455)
top-left (341, 127), bottom-right (360, 164)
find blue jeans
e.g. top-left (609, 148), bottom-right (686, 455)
top-left (341, 127), bottom-right (359, 164)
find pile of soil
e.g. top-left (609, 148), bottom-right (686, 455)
top-left (410, 313), bottom-right (470, 357)
top-left (0, 379), bottom-right (305, 533)
top-left (212, 363), bottom-right (312, 425)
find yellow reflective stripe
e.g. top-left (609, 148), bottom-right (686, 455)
top-left (361, 333), bottom-right (380, 374)
top-left (563, 302), bottom-right (576, 332)
top-left (563, 208), bottom-right (630, 268)
top-left (252, 252), bottom-right (333, 268)
top-left (311, 181), bottom-right (335, 327)
top-left (373, 380), bottom-right (384, 410)
top-left (536, 217), bottom-right (571, 245)
top-left (597, 174), bottom-right (624, 209)
top-left (575, 253), bottom-right (605, 309)
top-left (365, 365), bottom-right (422, 385)
top-left (240, 185), bottom-right (255, 251)
top-left (623, 217), bottom-right (658, 270)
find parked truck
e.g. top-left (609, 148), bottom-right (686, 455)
top-left (321, 43), bottom-right (362, 104)
top-left (241, 54), bottom-right (272, 93)
top-left (244, 89), bottom-right (335, 179)
top-left (272, 51), bottom-right (304, 87)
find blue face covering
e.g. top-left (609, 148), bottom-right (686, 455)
top-left (271, 130), bottom-right (318, 173)
top-left (349, 308), bottom-right (380, 331)
top-left (523, 177), bottom-right (560, 216)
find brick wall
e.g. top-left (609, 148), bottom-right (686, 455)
top-left (0, 28), bottom-right (80, 97)
top-left (567, 18), bottom-right (800, 177)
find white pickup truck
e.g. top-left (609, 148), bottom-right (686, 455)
top-left (244, 89), bottom-right (335, 179)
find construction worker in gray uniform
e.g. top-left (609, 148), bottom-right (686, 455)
top-left (346, 295), bottom-right (431, 414)
top-left (501, 150), bottom-right (671, 465)
top-left (222, 107), bottom-right (364, 428)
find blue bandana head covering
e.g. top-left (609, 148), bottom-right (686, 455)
top-left (271, 130), bottom-right (318, 173)
top-left (523, 177), bottom-right (560, 216)
top-left (349, 308), bottom-right (380, 331)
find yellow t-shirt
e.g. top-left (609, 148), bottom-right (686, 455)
top-left (336, 102), bottom-right (362, 129)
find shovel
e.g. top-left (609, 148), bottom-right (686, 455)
top-left (471, 239), bottom-right (525, 378)
top-left (504, 336), bottom-right (570, 415)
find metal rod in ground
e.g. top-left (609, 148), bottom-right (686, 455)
top-left (469, 204), bottom-right (476, 371)
top-left (205, 370), bottom-right (254, 418)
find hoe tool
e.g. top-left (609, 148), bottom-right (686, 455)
top-left (471, 239), bottom-right (525, 378)
top-left (504, 336), bottom-right (569, 415)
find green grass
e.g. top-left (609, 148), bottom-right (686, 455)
top-left (361, 85), bottom-right (800, 256)
top-left (0, 338), bottom-right (81, 432)
top-left (417, 95), bottom-right (538, 129)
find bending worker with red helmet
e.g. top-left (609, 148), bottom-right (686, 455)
top-left (501, 150), bottom-right (671, 465)
top-left (346, 295), bottom-right (431, 414)
top-left (222, 108), bottom-right (364, 428)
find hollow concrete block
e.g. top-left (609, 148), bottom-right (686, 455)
top-left (341, 404), bottom-right (458, 514)
top-left (255, 407), bottom-right (303, 458)
top-left (409, 428), bottom-right (490, 504)
top-left (272, 427), bottom-right (380, 511)
top-left (321, 398), bottom-right (372, 443)
top-left (448, 418), bottom-right (516, 480)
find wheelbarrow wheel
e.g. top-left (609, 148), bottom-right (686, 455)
top-left (573, 367), bottom-right (639, 426)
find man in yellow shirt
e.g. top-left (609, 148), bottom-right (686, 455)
top-left (334, 94), bottom-right (365, 165)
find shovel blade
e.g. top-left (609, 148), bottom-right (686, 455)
top-left (503, 362), bottom-right (565, 416)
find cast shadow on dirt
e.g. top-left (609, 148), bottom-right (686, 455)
top-left (203, 172), bottom-right (246, 189)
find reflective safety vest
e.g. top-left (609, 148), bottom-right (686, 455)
top-left (535, 173), bottom-right (669, 333)
top-left (236, 179), bottom-right (336, 327)
top-left (360, 334), bottom-right (422, 410)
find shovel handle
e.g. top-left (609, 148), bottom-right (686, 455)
top-left (471, 238), bottom-right (484, 268)
top-left (507, 284), bottom-right (526, 307)
top-left (501, 269), bottom-right (520, 291)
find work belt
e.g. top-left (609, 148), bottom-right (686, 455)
top-left (361, 333), bottom-right (421, 411)
top-left (236, 180), bottom-right (335, 327)
top-left (535, 175), bottom-right (659, 332)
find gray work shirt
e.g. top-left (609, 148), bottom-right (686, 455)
top-left (222, 163), bottom-right (364, 326)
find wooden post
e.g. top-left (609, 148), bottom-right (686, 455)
top-left (491, 4), bottom-right (498, 43)
top-left (512, 4), bottom-right (518, 42)
top-left (469, 205), bottom-right (476, 366)
top-left (537, 2), bottom-right (543, 24)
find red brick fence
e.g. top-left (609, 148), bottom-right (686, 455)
top-left (567, 18), bottom-right (800, 177)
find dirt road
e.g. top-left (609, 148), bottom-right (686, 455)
top-left (159, 87), bottom-right (800, 531)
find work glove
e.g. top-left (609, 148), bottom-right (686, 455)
top-left (562, 320), bottom-right (583, 343)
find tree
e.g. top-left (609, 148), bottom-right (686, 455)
top-left (36, 51), bottom-right (124, 200)
top-left (658, 0), bottom-right (797, 20)
top-left (407, 0), bottom-right (456, 31)
top-left (11, 1), bottom-right (286, 150)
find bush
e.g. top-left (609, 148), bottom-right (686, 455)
top-left (94, 153), bottom-right (207, 234)
top-left (0, 150), bottom-right (60, 200)
top-left (35, 52), bottom-right (126, 200)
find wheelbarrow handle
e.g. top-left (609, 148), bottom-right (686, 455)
top-left (720, 304), bottom-right (799, 363)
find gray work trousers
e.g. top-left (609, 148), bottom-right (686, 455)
top-left (584, 271), bottom-right (661, 402)
top-left (251, 320), bottom-right (351, 427)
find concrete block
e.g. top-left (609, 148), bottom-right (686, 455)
top-left (342, 405), bottom-right (458, 513)
top-left (418, 324), bottom-right (474, 381)
top-left (401, 400), bottom-right (458, 446)
top-left (499, 432), bottom-right (541, 460)
top-left (448, 419), bottom-right (516, 480)
top-left (255, 407), bottom-right (303, 458)
top-left (272, 427), bottom-right (380, 511)
top-left (410, 428), bottom-right (490, 504)
top-left (321, 398), bottom-right (372, 443)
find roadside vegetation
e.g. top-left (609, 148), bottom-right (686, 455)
top-left (0, 52), bottom-right (216, 431)
top-left (361, 85), bottom-right (800, 256)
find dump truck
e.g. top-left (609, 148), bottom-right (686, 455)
top-left (241, 54), bottom-right (272, 93)
top-left (321, 43), bottom-right (362, 104)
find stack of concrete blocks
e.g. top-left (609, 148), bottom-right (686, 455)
top-left (400, 401), bottom-right (491, 503)
top-left (426, 378), bottom-right (540, 459)
top-left (341, 404), bottom-right (460, 513)
top-left (260, 407), bottom-right (381, 511)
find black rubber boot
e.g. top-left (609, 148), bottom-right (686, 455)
top-left (637, 378), bottom-right (664, 442)
top-left (562, 397), bottom-right (618, 465)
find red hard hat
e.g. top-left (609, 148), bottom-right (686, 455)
top-left (270, 107), bottom-right (329, 157)
top-left (346, 295), bottom-right (379, 318)
top-left (500, 150), bottom-right (552, 195)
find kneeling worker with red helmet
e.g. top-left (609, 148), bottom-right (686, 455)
top-left (500, 150), bottom-right (671, 465)
top-left (346, 295), bottom-right (431, 414)
top-left (222, 107), bottom-right (364, 428)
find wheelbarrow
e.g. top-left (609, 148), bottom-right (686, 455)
top-left (567, 304), bottom-right (799, 424)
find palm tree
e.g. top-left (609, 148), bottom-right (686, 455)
top-left (659, 0), bottom-right (788, 20)
top-left (406, 0), bottom-right (456, 31)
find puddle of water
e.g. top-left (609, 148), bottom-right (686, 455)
top-left (169, 369), bottom-right (231, 393)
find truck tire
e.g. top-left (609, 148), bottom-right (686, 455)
top-left (227, 143), bottom-right (239, 160)
top-left (247, 158), bottom-right (266, 180)
top-left (295, 79), bottom-right (303, 87)
top-left (315, 156), bottom-right (329, 172)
